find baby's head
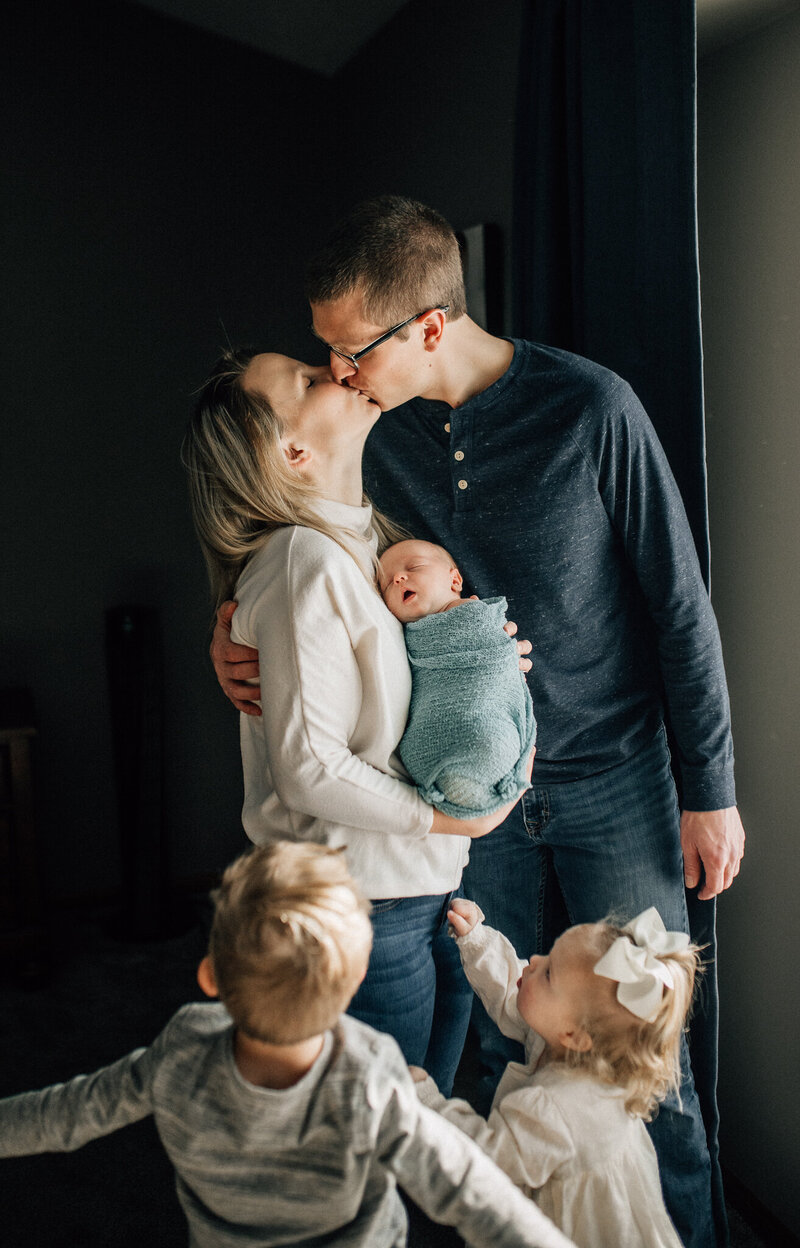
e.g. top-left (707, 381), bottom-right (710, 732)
top-left (199, 842), bottom-right (372, 1045)
top-left (379, 539), bottom-right (464, 623)
top-left (517, 910), bottom-right (701, 1119)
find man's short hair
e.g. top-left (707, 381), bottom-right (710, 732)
top-left (305, 195), bottom-right (467, 327)
top-left (209, 842), bottom-right (372, 1044)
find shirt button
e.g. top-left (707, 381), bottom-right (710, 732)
top-left (454, 450), bottom-right (464, 462)
top-left (458, 479), bottom-right (468, 491)
top-left (444, 422), bottom-right (451, 433)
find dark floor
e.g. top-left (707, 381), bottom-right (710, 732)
top-left (0, 904), bottom-right (777, 1248)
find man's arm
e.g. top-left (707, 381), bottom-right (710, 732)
top-left (210, 601), bottom-right (262, 716)
top-left (210, 602), bottom-right (533, 716)
top-left (593, 385), bottom-right (745, 896)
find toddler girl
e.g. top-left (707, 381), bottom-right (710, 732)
top-left (412, 900), bottom-right (701, 1248)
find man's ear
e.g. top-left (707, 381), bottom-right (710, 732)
top-left (421, 308), bottom-right (447, 352)
top-left (560, 1027), bottom-right (593, 1054)
top-left (197, 956), bottom-right (218, 999)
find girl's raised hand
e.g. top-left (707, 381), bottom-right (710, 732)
top-left (447, 897), bottom-right (482, 937)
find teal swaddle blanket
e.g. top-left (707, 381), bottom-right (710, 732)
top-left (399, 597), bottom-right (537, 818)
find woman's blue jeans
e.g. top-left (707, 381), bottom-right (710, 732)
top-left (463, 727), bottom-right (726, 1248)
top-left (347, 889), bottom-right (472, 1096)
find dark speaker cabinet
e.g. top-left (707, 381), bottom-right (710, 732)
top-left (0, 688), bottom-right (46, 978)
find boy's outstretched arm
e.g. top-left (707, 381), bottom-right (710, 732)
top-left (0, 1046), bottom-right (156, 1157)
top-left (385, 1096), bottom-right (575, 1248)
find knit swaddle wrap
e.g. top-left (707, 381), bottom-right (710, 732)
top-left (399, 597), bottom-right (537, 818)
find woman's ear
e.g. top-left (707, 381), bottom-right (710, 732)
top-left (197, 955), bottom-right (218, 999)
top-left (281, 439), bottom-right (311, 469)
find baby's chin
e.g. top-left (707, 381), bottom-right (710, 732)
top-left (393, 602), bottom-right (429, 623)
top-left (394, 596), bottom-right (462, 624)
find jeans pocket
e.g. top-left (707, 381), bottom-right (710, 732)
top-left (369, 897), bottom-right (404, 914)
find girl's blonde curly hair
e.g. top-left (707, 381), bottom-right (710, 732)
top-left (562, 919), bottom-right (703, 1120)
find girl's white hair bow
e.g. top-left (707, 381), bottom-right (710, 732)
top-left (593, 906), bottom-right (690, 1022)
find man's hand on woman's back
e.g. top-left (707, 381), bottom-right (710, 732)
top-left (210, 601), bottom-right (262, 716)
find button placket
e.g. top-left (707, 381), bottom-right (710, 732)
top-left (448, 410), bottom-right (474, 511)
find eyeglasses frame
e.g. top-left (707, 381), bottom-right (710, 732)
top-left (319, 305), bottom-right (450, 373)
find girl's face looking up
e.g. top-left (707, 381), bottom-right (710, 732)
top-left (516, 927), bottom-right (596, 1058)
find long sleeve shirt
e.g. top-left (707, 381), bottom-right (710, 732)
top-left (0, 1005), bottom-right (576, 1248)
top-left (417, 924), bottom-right (682, 1248)
top-left (231, 495), bottom-right (468, 899)
top-left (363, 339), bottom-right (735, 810)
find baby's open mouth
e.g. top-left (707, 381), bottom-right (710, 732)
top-left (403, 589), bottom-right (415, 602)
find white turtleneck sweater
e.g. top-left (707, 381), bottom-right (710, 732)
top-left (231, 498), bottom-right (469, 899)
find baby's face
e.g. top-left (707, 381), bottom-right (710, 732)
top-left (379, 540), bottom-right (463, 623)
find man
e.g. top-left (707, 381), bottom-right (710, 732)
top-left (211, 197), bottom-right (744, 1247)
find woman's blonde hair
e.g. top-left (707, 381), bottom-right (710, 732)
top-left (182, 348), bottom-right (406, 608)
top-left (209, 842), bottom-right (373, 1045)
top-left (563, 920), bottom-right (703, 1120)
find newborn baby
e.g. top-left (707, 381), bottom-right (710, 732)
top-left (379, 540), bottom-right (537, 819)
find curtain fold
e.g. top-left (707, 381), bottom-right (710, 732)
top-left (513, 0), bottom-right (709, 583)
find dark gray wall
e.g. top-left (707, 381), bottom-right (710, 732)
top-left (319, 0), bottom-right (527, 334)
top-left (0, 0), bottom-right (528, 901)
top-left (0, 0), bottom-right (334, 898)
top-left (698, 10), bottom-right (800, 1234)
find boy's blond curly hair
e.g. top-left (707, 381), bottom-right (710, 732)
top-left (209, 842), bottom-right (372, 1045)
top-left (563, 920), bottom-right (703, 1120)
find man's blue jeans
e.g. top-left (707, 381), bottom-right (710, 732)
top-left (347, 890), bottom-right (473, 1096)
top-left (463, 727), bottom-right (726, 1248)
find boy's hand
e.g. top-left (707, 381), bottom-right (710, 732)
top-left (408, 1065), bottom-right (429, 1084)
top-left (210, 601), bottom-right (263, 716)
top-left (504, 618), bottom-right (532, 673)
top-left (447, 898), bottom-right (482, 937)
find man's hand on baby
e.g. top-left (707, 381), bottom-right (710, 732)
top-left (210, 601), bottom-right (263, 717)
top-left (447, 898), bottom-right (482, 937)
top-left (408, 1065), bottom-right (429, 1084)
top-left (504, 619), bottom-right (533, 673)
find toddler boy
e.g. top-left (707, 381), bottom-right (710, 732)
top-left (0, 842), bottom-right (573, 1248)
top-left (380, 539), bottom-right (537, 818)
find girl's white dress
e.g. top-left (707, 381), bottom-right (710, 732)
top-left (416, 921), bottom-right (682, 1248)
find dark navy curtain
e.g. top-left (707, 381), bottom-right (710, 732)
top-left (512, 6), bottom-right (726, 1233)
top-left (513, 0), bottom-right (709, 584)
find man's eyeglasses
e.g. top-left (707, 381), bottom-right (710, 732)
top-left (317, 305), bottom-right (450, 373)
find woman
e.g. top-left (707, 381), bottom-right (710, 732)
top-left (184, 349), bottom-right (527, 1093)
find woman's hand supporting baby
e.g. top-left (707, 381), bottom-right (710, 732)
top-left (429, 745), bottom-right (535, 839)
